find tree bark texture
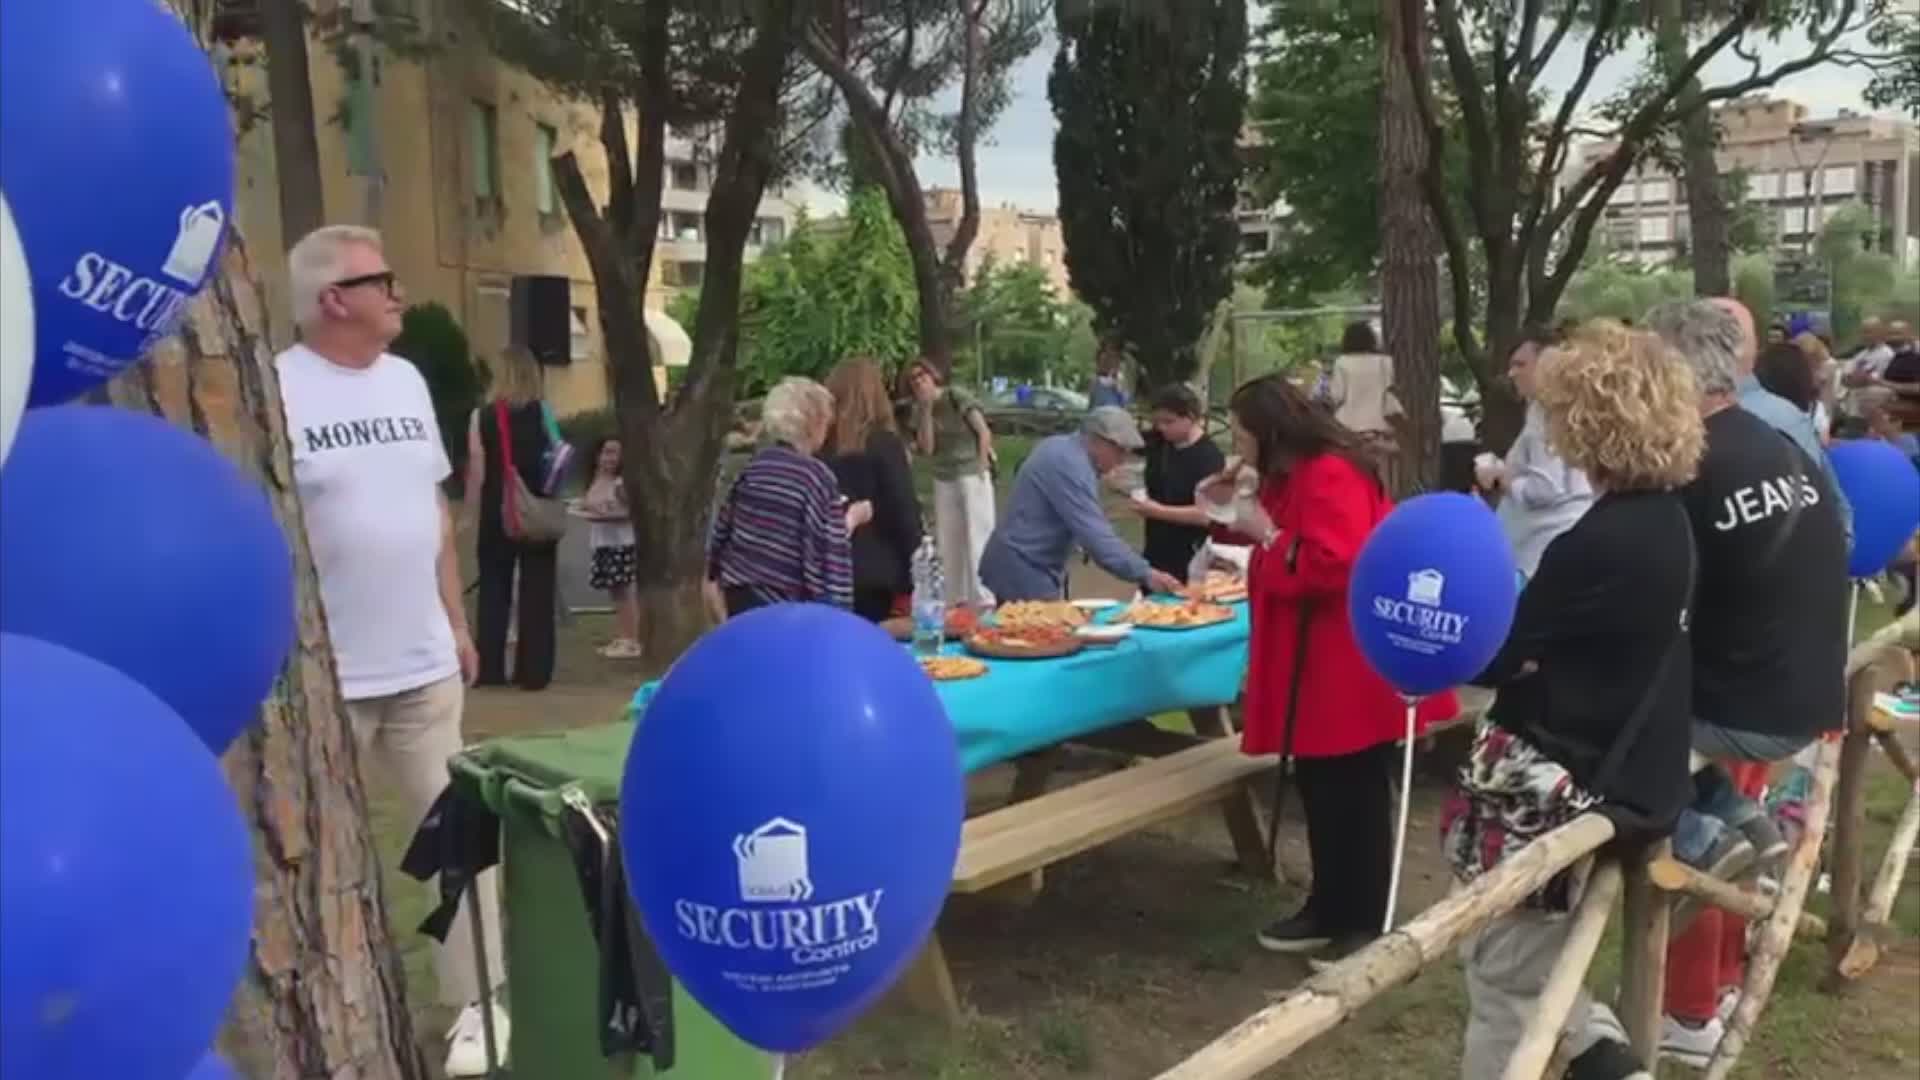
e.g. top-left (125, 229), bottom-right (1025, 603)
top-left (104, 233), bottom-right (427, 1079)
top-left (260, 0), bottom-right (327, 250)
top-left (1656, 0), bottom-right (1730, 296)
top-left (1379, 0), bottom-right (1443, 497)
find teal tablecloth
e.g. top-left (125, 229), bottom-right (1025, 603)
top-left (627, 603), bottom-right (1251, 773)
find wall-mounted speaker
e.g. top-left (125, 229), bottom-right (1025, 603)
top-left (510, 274), bottom-right (571, 366)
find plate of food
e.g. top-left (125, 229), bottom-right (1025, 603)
top-left (964, 623), bottom-right (1084, 659)
top-left (944, 606), bottom-right (982, 638)
top-left (921, 655), bottom-right (988, 681)
top-left (992, 599), bottom-right (1090, 630)
top-left (1114, 598), bottom-right (1237, 630)
top-left (1187, 569), bottom-right (1248, 604)
top-left (1073, 623), bottom-right (1133, 646)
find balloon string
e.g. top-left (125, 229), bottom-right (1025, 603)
top-left (1384, 697), bottom-right (1419, 936)
top-left (771, 1052), bottom-right (786, 1080)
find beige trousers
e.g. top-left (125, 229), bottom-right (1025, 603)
top-left (933, 471), bottom-right (996, 607)
top-left (346, 673), bottom-right (505, 1006)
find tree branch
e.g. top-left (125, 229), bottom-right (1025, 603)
top-left (1518, 0), bottom-right (1623, 302)
top-left (943, 0), bottom-right (989, 282)
top-left (626, 0), bottom-right (670, 256)
top-left (1398, 0), bottom-right (1482, 372)
top-left (555, 152), bottom-right (659, 419)
top-left (1525, 0), bottom-right (1578, 80)
top-left (599, 87), bottom-right (636, 241)
top-left (1431, 0), bottom-right (1503, 269)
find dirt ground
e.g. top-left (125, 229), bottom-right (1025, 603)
top-left (362, 497), bottom-right (1920, 1079)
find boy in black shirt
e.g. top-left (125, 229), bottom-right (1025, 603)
top-left (1128, 385), bottom-right (1227, 580)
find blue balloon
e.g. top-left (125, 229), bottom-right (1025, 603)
top-left (621, 604), bottom-right (963, 1053)
top-left (0, 634), bottom-right (253, 1080)
top-left (1830, 438), bottom-right (1920, 578)
top-left (0, 406), bottom-right (294, 752)
top-left (1347, 492), bottom-right (1519, 697)
top-left (0, 0), bottom-right (235, 406)
top-left (185, 1052), bottom-right (243, 1080)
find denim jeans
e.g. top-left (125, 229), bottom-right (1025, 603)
top-left (1672, 720), bottom-right (1812, 863)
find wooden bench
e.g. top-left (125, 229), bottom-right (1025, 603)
top-left (901, 735), bottom-right (1278, 1022)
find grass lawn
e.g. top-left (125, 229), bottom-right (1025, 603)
top-left (363, 444), bottom-right (1920, 1078)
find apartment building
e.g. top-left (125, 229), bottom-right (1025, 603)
top-left (923, 187), bottom-right (1073, 298)
top-left (1569, 96), bottom-right (1919, 270)
top-left (214, 0), bottom-right (796, 414)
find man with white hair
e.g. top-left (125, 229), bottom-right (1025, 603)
top-left (1645, 299), bottom-right (1849, 1066)
top-left (274, 225), bottom-right (506, 1075)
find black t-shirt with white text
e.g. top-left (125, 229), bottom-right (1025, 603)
top-left (1682, 407), bottom-right (1849, 738)
top-left (1143, 432), bottom-right (1227, 578)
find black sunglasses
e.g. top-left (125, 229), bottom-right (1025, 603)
top-left (332, 270), bottom-right (398, 297)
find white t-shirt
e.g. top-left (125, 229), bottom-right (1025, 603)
top-left (277, 344), bottom-right (457, 700)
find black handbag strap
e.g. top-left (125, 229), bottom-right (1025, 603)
top-left (1591, 505), bottom-right (1697, 793)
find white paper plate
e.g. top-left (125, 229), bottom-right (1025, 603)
top-left (1074, 623), bottom-right (1133, 643)
top-left (1071, 598), bottom-right (1120, 611)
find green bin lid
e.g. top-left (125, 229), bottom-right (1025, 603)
top-left (448, 720), bottom-right (636, 837)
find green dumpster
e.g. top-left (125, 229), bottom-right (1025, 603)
top-left (449, 720), bottom-right (777, 1080)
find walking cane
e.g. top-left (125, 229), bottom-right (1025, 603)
top-left (1267, 538), bottom-right (1310, 872)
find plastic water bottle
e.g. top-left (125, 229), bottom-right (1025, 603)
top-left (910, 538), bottom-right (945, 657)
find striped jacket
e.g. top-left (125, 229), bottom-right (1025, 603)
top-left (707, 443), bottom-right (854, 609)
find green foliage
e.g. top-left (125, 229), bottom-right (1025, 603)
top-left (1863, 12), bottom-right (1920, 116)
top-left (1241, 0), bottom-right (1473, 305)
top-left (1733, 253), bottom-right (1777, 329)
top-left (1050, 0), bottom-right (1248, 391)
top-left (1721, 167), bottom-right (1779, 255)
top-left (389, 302), bottom-right (485, 473)
top-left (957, 258), bottom-right (1073, 384)
top-left (1818, 202), bottom-right (1903, 344)
top-left (1559, 260), bottom-right (1695, 324)
top-left (691, 192), bottom-right (918, 395)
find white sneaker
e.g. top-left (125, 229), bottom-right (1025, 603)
top-left (444, 1001), bottom-right (510, 1078)
top-left (597, 638), bottom-right (642, 659)
top-left (1660, 1014), bottom-right (1725, 1069)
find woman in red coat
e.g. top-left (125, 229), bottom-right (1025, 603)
top-left (1211, 375), bottom-right (1457, 955)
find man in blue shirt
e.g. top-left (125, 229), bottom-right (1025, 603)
top-left (1711, 297), bottom-right (1854, 542)
top-left (980, 407), bottom-right (1184, 601)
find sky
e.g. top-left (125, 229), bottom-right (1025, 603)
top-left (796, 14), bottom-right (1899, 216)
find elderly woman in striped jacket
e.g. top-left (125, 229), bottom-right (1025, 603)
top-left (706, 377), bottom-right (870, 619)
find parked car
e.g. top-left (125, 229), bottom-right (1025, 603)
top-left (986, 386), bottom-right (1089, 413)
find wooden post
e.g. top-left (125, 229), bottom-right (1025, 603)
top-left (1862, 781), bottom-right (1920, 927)
top-left (1825, 725), bottom-right (1874, 974)
top-left (1703, 737), bottom-right (1840, 1080)
top-left (1156, 813), bottom-right (1617, 1080)
top-left (1647, 856), bottom-right (1828, 938)
top-left (1617, 840), bottom-right (1671, 1067)
top-left (1191, 705), bottom-right (1276, 880)
top-left (1500, 859), bottom-right (1624, 1080)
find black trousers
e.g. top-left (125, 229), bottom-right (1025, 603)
top-left (476, 534), bottom-right (558, 690)
top-left (852, 587), bottom-right (896, 622)
top-left (1295, 742), bottom-right (1397, 935)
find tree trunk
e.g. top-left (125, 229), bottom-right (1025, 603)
top-left (106, 232), bottom-right (426, 1079)
top-left (1379, 0), bottom-right (1442, 498)
top-left (261, 0), bottom-right (326, 249)
top-left (1658, 0), bottom-right (1729, 296)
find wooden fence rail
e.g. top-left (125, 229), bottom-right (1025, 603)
top-left (1156, 647), bottom-right (1914, 1079)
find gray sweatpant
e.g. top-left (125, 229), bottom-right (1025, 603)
top-left (1459, 894), bottom-right (1629, 1078)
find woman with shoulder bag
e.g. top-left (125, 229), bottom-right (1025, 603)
top-left (465, 347), bottom-right (564, 690)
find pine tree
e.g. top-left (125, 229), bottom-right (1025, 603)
top-left (1049, 0), bottom-right (1247, 391)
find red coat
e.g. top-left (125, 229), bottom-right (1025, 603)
top-left (1240, 453), bottom-right (1458, 758)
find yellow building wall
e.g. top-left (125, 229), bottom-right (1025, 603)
top-left (227, 3), bottom-right (674, 418)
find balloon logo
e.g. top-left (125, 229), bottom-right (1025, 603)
top-left (621, 604), bottom-right (963, 1053)
top-left (0, 406), bottom-right (295, 753)
top-left (1348, 492), bottom-right (1519, 697)
top-left (0, 634), bottom-right (254, 1080)
top-left (0, 0), bottom-right (236, 406)
top-left (1830, 437), bottom-right (1920, 579)
top-left (0, 192), bottom-right (31, 465)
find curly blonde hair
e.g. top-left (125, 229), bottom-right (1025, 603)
top-left (1533, 319), bottom-right (1704, 492)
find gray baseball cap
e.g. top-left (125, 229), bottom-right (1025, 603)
top-left (1082, 405), bottom-right (1144, 451)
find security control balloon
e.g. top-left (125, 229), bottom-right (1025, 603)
top-left (0, 0), bottom-right (235, 405)
top-left (1830, 437), bottom-right (1920, 579)
top-left (0, 192), bottom-right (30, 465)
top-left (1348, 492), bottom-right (1519, 697)
top-left (622, 604), bottom-right (963, 1053)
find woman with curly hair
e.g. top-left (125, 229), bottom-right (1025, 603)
top-left (1448, 321), bottom-right (1705, 1080)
